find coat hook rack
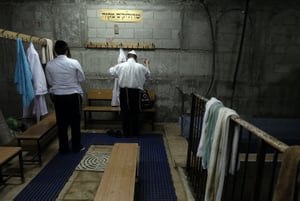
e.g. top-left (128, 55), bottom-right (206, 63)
top-left (85, 41), bottom-right (155, 50)
top-left (0, 28), bottom-right (49, 46)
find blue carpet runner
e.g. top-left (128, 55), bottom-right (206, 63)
top-left (14, 133), bottom-right (177, 201)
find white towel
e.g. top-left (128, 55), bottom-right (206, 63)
top-left (111, 78), bottom-right (120, 106)
top-left (204, 107), bottom-right (240, 201)
top-left (197, 97), bottom-right (222, 158)
top-left (111, 48), bottom-right (126, 106)
top-left (117, 48), bottom-right (126, 63)
top-left (41, 39), bottom-right (54, 64)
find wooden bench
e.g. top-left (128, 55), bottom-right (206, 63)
top-left (16, 112), bottom-right (56, 166)
top-left (0, 146), bottom-right (24, 184)
top-left (94, 143), bottom-right (139, 201)
top-left (83, 89), bottom-right (155, 129)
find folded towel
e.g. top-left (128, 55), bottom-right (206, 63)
top-left (272, 146), bottom-right (300, 201)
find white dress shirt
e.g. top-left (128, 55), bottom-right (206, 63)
top-left (109, 58), bottom-right (150, 90)
top-left (45, 55), bottom-right (85, 95)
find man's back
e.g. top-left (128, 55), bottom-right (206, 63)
top-left (110, 58), bottom-right (150, 89)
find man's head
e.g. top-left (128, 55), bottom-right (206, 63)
top-left (54, 40), bottom-right (69, 56)
top-left (127, 50), bottom-right (137, 61)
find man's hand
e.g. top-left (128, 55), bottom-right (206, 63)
top-left (144, 59), bottom-right (150, 70)
top-left (144, 59), bottom-right (150, 65)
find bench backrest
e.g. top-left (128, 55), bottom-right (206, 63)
top-left (88, 89), bottom-right (113, 101)
top-left (87, 88), bottom-right (155, 101)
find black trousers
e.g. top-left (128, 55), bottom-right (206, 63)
top-left (119, 88), bottom-right (141, 137)
top-left (52, 94), bottom-right (82, 153)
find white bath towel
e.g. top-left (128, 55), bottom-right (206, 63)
top-left (204, 107), bottom-right (240, 201)
top-left (41, 39), bottom-right (54, 64)
top-left (197, 97), bottom-right (222, 158)
top-left (111, 48), bottom-right (126, 106)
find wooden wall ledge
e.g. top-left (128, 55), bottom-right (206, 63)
top-left (85, 42), bottom-right (155, 50)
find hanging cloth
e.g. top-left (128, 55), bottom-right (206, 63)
top-left (41, 38), bottom-right (54, 64)
top-left (27, 42), bottom-right (48, 121)
top-left (14, 38), bottom-right (34, 110)
top-left (111, 48), bottom-right (126, 106)
top-left (111, 79), bottom-right (120, 106)
top-left (117, 48), bottom-right (127, 63)
top-left (197, 98), bottom-right (222, 158)
top-left (197, 97), bottom-right (223, 169)
top-left (204, 107), bottom-right (240, 201)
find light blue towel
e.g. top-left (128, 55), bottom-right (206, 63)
top-left (14, 38), bottom-right (34, 108)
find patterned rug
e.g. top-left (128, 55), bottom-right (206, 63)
top-left (75, 150), bottom-right (110, 172)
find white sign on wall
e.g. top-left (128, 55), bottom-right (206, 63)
top-left (99, 9), bottom-right (143, 22)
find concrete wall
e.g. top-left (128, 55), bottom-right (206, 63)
top-left (0, 0), bottom-right (300, 122)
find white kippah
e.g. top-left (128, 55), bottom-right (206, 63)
top-left (128, 50), bottom-right (137, 55)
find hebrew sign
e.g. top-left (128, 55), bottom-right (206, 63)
top-left (99, 9), bottom-right (143, 22)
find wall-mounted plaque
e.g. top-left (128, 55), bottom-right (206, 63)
top-left (99, 9), bottom-right (143, 22)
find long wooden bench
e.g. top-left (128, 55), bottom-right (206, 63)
top-left (83, 89), bottom-right (155, 130)
top-left (16, 112), bottom-right (56, 166)
top-left (0, 146), bottom-right (24, 184)
top-left (94, 143), bottom-right (139, 201)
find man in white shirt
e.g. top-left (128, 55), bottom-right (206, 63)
top-left (45, 40), bottom-right (85, 153)
top-left (109, 50), bottom-right (151, 137)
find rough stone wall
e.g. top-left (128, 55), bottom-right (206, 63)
top-left (0, 0), bottom-right (299, 122)
top-left (213, 0), bottom-right (300, 118)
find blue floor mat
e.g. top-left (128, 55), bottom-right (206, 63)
top-left (14, 133), bottom-right (177, 201)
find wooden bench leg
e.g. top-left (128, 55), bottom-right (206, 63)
top-left (151, 113), bottom-right (154, 130)
top-left (84, 111), bottom-right (87, 129)
top-left (17, 139), bottom-right (22, 150)
top-left (0, 165), bottom-right (3, 184)
top-left (18, 151), bottom-right (24, 183)
top-left (0, 147), bottom-right (24, 184)
top-left (37, 140), bottom-right (42, 166)
top-left (18, 138), bottom-right (43, 167)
